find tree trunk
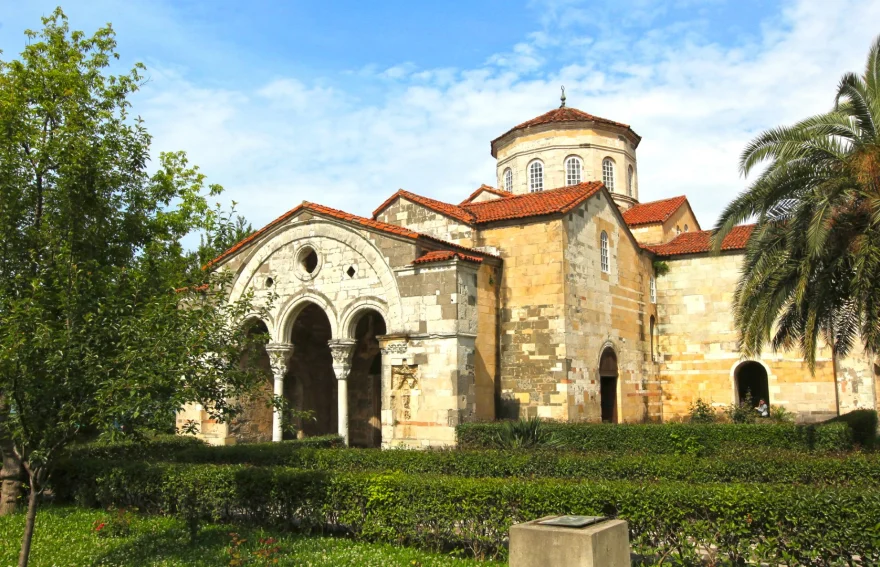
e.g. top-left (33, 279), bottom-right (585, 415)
top-left (17, 472), bottom-right (38, 567)
top-left (0, 437), bottom-right (23, 516)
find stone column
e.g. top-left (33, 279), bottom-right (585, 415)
top-left (265, 343), bottom-right (294, 443)
top-left (328, 339), bottom-right (357, 445)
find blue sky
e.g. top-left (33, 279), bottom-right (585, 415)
top-left (2, 0), bottom-right (880, 235)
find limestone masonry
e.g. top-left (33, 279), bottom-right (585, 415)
top-left (177, 101), bottom-right (880, 447)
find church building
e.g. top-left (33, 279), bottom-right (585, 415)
top-left (177, 98), bottom-right (880, 448)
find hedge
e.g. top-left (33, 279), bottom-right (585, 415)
top-left (53, 460), bottom-right (880, 565)
top-left (64, 434), bottom-right (343, 462)
top-left (826, 410), bottom-right (879, 449)
top-left (62, 446), bottom-right (879, 486)
top-left (456, 421), bottom-right (856, 454)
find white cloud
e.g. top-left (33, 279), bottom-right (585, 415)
top-left (131, 0), bottom-right (880, 236)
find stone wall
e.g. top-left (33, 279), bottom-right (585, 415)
top-left (375, 198), bottom-right (475, 247)
top-left (656, 252), bottom-right (877, 421)
top-left (478, 219), bottom-right (567, 418)
top-left (562, 192), bottom-right (660, 423)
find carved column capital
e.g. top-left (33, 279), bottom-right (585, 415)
top-left (265, 343), bottom-right (294, 378)
top-left (328, 339), bottom-right (357, 381)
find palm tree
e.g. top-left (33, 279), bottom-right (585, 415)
top-left (712, 35), bottom-right (880, 374)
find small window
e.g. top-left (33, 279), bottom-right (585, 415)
top-left (684, 224), bottom-right (689, 232)
top-left (627, 166), bottom-right (634, 197)
top-left (675, 225), bottom-right (681, 236)
top-left (565, 156), bottom-right (582, 186)
top-left (650, 315), bottom-right (657, 362)
top-left (298, 246), bottom-right (319, 274)
top-left (600, 231), bottom-right (610, 273)
top-left (650, 276), bottom-right (656, 304)
top-left (503, 168), bottom-right (513, 192)
top-left (602, 158), bottom-right (615, 192)
top-left (529, 160), bottom-right (544, 192)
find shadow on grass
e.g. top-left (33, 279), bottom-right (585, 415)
top-left (90, 524), bottom-right (239, 566)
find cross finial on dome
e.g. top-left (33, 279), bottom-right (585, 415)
top-left (560, 85), bottom-right (566, 108)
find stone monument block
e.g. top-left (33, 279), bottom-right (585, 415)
top-left (509, 515), bottom-right (630, 567)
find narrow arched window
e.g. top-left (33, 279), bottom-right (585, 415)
top-left (650, 276), bottom-right (656, 304)
top-left (684, 224), bottom-right (689, 232)
top-left (602, 158), bottom-right (615, 192)
top-left (529, 160), bottom-right (544, 192)
top-left (627, 165), bottom-right (634, 197)
top-left (600, 231), bottom-right (610, 273)
top-left (676, 225), bottom-right (681, 236)
top-left (503, 168), bottom-right (513, 192)
top-left (565, 156), bottom-right (582, 186)
top-left (650, 315), bottom-right (657, 362)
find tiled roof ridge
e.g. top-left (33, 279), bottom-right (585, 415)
top-left (372, 189), bottom-right (476, 225)
top-left (206, 201), bottom-right (498, 269)
top-left (622, 195), bottom-right (689, 227)
top-left (413, 250), bottom-right (484, 265)
top-left (491, 106), bottom-right (642, 150)
top-left (459, 181), bottom-right (604, 223)
top-left (459, 184), bottom-right (513, 205)
top-left (646, 224), bottom-right (755, 257)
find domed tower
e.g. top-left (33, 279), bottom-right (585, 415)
top-left (491, 92), bottom-right (642, 210)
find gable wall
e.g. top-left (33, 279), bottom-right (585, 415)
top-left (563, 192), bottom-right (660, 423)
top-left (661, 205), bottom-right (700, 243)
top-left (375, 198), bottom-right (474, 247)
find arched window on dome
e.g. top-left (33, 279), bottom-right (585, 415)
top-left (528, 160), bottom-right (544, 192)
top-left (600, 231), bottom-right (610, 273)
top-left (602, 158), bottom-right (615, 192)
top-left (503, 168), bottom-right (513, 192)
top-left (565, 156), bottom-right (582, 186)
top-left (627, 165), bottom-right (634, 197)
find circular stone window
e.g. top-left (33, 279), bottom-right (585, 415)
top-left (295, 245), bottom-right (321, 279)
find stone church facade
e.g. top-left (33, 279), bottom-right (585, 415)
top-left (177, 103), bottom-right (880, 448)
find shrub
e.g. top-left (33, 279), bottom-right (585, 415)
top-left (456, 421), bottom-right (851, 454)
top-left (64, 434), bottom-right (343, 463)
top-left (491, 418), bottom-right (551, 449)
top-left (687, 398), bottom-right (717, 423)
top-left (825, 410), bottom-right (878, 449)
top-left (724, 394), bottom-right (758, 424)
top-left (52, 460), bottom-right (880, 564)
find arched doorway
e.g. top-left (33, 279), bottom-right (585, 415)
top-left (599, 347), bottom-right (618, 424)
top-left (230, 320), bottom-right (274, 443)
top-left (288, 303), bottom-right (336, 438)
top-left (735, 361), bottom-right (769, 406)
top-left (348, 309), bottom-right (386, 448)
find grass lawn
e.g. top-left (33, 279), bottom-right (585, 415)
top-left (0, 506), bottom-right (505, 567)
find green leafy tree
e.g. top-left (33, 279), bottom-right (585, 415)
top-left (713, 35), bottom-right (880, 373)
top-left (0, 10), bottom-right (273, 566)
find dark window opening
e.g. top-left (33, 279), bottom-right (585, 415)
top-left (300, 248), bottom-right (318, 274)
top-left (346, 266), bottom-right (356, 278)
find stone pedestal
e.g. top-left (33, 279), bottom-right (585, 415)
top-left (509, 516), bottom-right (630, 567)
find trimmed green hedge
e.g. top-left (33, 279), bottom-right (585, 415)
top-left (53, 460), bottom-right (880, 564)
top-left (456, 421), bottom-right (856, 454)
top-left (64, 434), bottom-right (343, 462)
top-left (826, 410), bottom-right (879, 449)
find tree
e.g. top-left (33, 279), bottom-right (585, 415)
top-left (0, 10), bottom-right (273, 566)
top-left (713, 35), bottom-right (880, 374)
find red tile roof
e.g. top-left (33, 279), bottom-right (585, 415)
top-left (459, 184), bottom-right (513, 205)
top-left (622, 196), bottom-right (689, 227)
top-left (461, 181), bottom-right (604, 223)
top-left (206, 201), bottom-right (496, 269)
top-left (372, 189), bottom-right (476, 225)
top-left (491, 106), bottom-right (642, 156)
top-left (412, 250), bottom-right (484, 265)
top-left (647, 225), bottom-right (755, 257)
